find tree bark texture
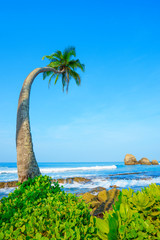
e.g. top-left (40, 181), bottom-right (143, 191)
top-left (16, 67), bottom-right (63, 182)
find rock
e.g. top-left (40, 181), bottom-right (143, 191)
top-left (81, 192), bottom-right (96, 203)
top-left (89, 187), bottom-right (106, 195)
top-left (93, 202), bottom-right (106, 217)
top-left (52, 177), bottom-right (90, 184)
top-left (138, 158), bottom-right (151, 165)
top-left (93, 188), bottom-right (120, 217)
top-left (124, 154), bottom-right (138, 165)
top-left (110, 185), bottom-right (119, 188)
top-left (90, 201), bottom-right (101, 208)
top-left (104, 189), bottom-right (120, 211)
top-left (98, 190), bottom-right (108, 202)
top-left (151, 160), bottom-right (159, 165)
top-left (73, 177), bottom-right (90, 183)
top-left (79, 188), bottom-right (121, 218)
top-left (0, 181), bottom-right (18, 189)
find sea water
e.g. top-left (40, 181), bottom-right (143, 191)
top-left (0, 161), bottom-right (160, 199)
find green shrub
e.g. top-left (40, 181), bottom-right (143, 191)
top-left (101, 184), bottom-right (160, 240)
top-left (0, 175), bottom-right (100, 240)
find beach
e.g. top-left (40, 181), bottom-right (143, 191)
top-left (1, 161), bottom-right (160, 199)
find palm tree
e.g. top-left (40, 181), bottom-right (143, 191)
top-left (16, 47), bottom-right (85, 182)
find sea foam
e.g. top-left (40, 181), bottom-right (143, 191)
top-left (40, 165), bottom-right (117, 173)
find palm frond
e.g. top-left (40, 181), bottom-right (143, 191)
top-left (63, 46), bottom-right (76, 62)
top-left (62, 73), bottom-right (66, 92)
top-left (69, 69), bottom-right (81, 85)
top-left (42, 54), bottom-right (54, 60)
top-left (54, 74), bottom-right (59, 85)
top-left (48, 72), bottom-right (57, 87)
top-left (51, 50), bottom-right (63, 60)
top-left (48, 61), bottom-right (62, 68)
top-left (68, 60), bottom-right (78, 70)
top-left (43, 71), bottom-right (52, 80)
top-left (75, 59), bottom-right (85, 72)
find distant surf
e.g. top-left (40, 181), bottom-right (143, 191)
top-left (40, 165), bottom-right (117, 173)
top-left (0, 165), bottom-right (117, 175)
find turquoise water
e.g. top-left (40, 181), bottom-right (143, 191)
top-left (0, 162), bottom-right (160, 198)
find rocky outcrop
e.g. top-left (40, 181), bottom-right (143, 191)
top-left (151, 160), bottom-right (159, 165)
top-left (0, 177), bottom-right (91, 189)
top-left (124, 154), bottom-right (159, 165)
top-left (124, 154), bottom-right (138, 165)
top-left (52, 177), bottom-right (90, 184)
top-left (81, 188), bottom-right (120, 218)
top-left (138, 158), bottom-right (151, 165)
top-left (0, 181), bottom-right (18, 189)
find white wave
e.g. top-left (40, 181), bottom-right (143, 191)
top-left (0, 168), bottom-right (17, 174)
top-left (40, 165), bottom-right (117, 173)
top-left (60, 177), bottom-right (160, 190)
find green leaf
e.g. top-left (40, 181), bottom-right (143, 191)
top-left (21, 225), bottom-right (25, 233)
top-left (54, 74), bottom-right (59, 85)
top-left (96, 218), bottom-right (109, 239)
top-left (0, 232), bottom-right (4, 240)
top-left (36, 232), bottom-right (42, 239)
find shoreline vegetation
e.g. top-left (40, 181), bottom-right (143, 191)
top-left (0, 175), bottom-right (160, 239)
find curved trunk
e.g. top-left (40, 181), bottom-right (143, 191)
top-left (16, 67), bottom-right (62, 182)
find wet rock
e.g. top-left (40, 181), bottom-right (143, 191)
top-left (151, 160), bottom-right (159, 165)
top-left (138, 158), bottom-right (151, 165)
top-left (110, 185), bottom-right (119, 188)
top-left (98, 190), bottom-right (108, 202)
top-left (124, 154), bottom-right (138, 165)
top-left (0, 181), bottom-right (18, 189)
top-left (109, 172), bottom-right (142, 176)
top-left (89, 187), bottom-right (106, 195)
top-left (106, 188), bottom-right (120, 210)
top-left (80, 187), bottom-right (120, 218)
top-left (93, 202), bottom-right (106, 217)
top-left (81, 192), bottom-right (96, 203)
top-left (73, 177), bottom-right (90, 183)
top-left (90, 200), bottom-right (101, 208)
top-left (52, 177), bottom-right (90, 184)
top-left (93, 189), bottom-right (120, 217)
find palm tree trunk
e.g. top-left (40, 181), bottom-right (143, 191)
top-left (16, 67), bottom-right (63, 183)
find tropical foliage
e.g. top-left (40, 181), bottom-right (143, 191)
top-left (42, 47), bottom-right (85, 92)
top-left (0, 176), bottom-right (99, 240)
top-left (97, 183), bottom-right (160, 240)
top-left (1, 176), bottom-right (160, 239)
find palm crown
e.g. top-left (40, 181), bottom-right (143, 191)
top-left (42, 47), bottom-right (85, 92)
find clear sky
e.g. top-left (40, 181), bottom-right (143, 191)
top-left (0, 0), bottom-right (160, 163)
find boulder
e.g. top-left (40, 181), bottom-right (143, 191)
top-left (98, 190), bottom-right (108, 202)
top-left (80, 187), bottom-right (120, 218)
top-left (138, 158), bottom-right (151, 165)
top-left (105, 188), bottom-right (120, 211)
top-left (93, 188), bottom-right (120, 217)
top-left (81, 192), bottom-right (96, 203)
top-left (151, 160), bottom-right (159, 165)
top-left (124, 154), bottom-right (138, 165)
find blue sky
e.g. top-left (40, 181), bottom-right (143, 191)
top-left (0, 0), bottom-right (160, 162)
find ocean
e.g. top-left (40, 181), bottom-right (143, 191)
top-left (0, 161), bottom-right (160, 199)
